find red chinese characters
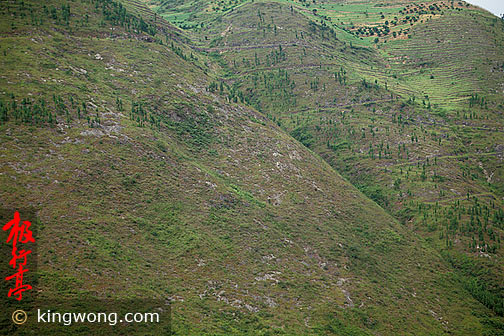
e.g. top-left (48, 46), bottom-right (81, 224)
top-left (3, 211), bottom-right (35, 301)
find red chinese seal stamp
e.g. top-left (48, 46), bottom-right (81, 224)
top-left (3, 211), bottom-right (35, 301)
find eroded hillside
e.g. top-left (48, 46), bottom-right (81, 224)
top-left (0, 0), bottom-right (503, 335)
top-left (150, 0), bottom-right (504, 330)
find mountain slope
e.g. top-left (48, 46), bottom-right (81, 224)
top-left (0, 0), bottom-right (503, 335)
top-left (150, 0), bottom-right (504, 328)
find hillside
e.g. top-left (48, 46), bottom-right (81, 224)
top-left (0, 0), bottom-right (503, 335)
top-left (150, 0), bottom-right (504, 325)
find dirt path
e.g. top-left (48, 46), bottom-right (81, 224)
top-left (194, 42), bottom-right (311, 53)
top-left (379, 151), bottom-right (502, 169)
top-left (423, 192), bottom-right (497, 205)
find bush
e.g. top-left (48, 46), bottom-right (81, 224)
top-left (290, 126), bottom-right (314, 148)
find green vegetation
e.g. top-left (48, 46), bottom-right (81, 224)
top-left (1, 0), bottom-right (503, 334)
top-left (150, 0), bottom-right (504, 331)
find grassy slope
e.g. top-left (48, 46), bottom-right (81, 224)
top-left (0, 0), bottom-right (502, 335)
top-left (150, 0), bottom-right (504, 330)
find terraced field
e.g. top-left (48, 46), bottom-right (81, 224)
top-left (382, 9), bottom-right (504, 106)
